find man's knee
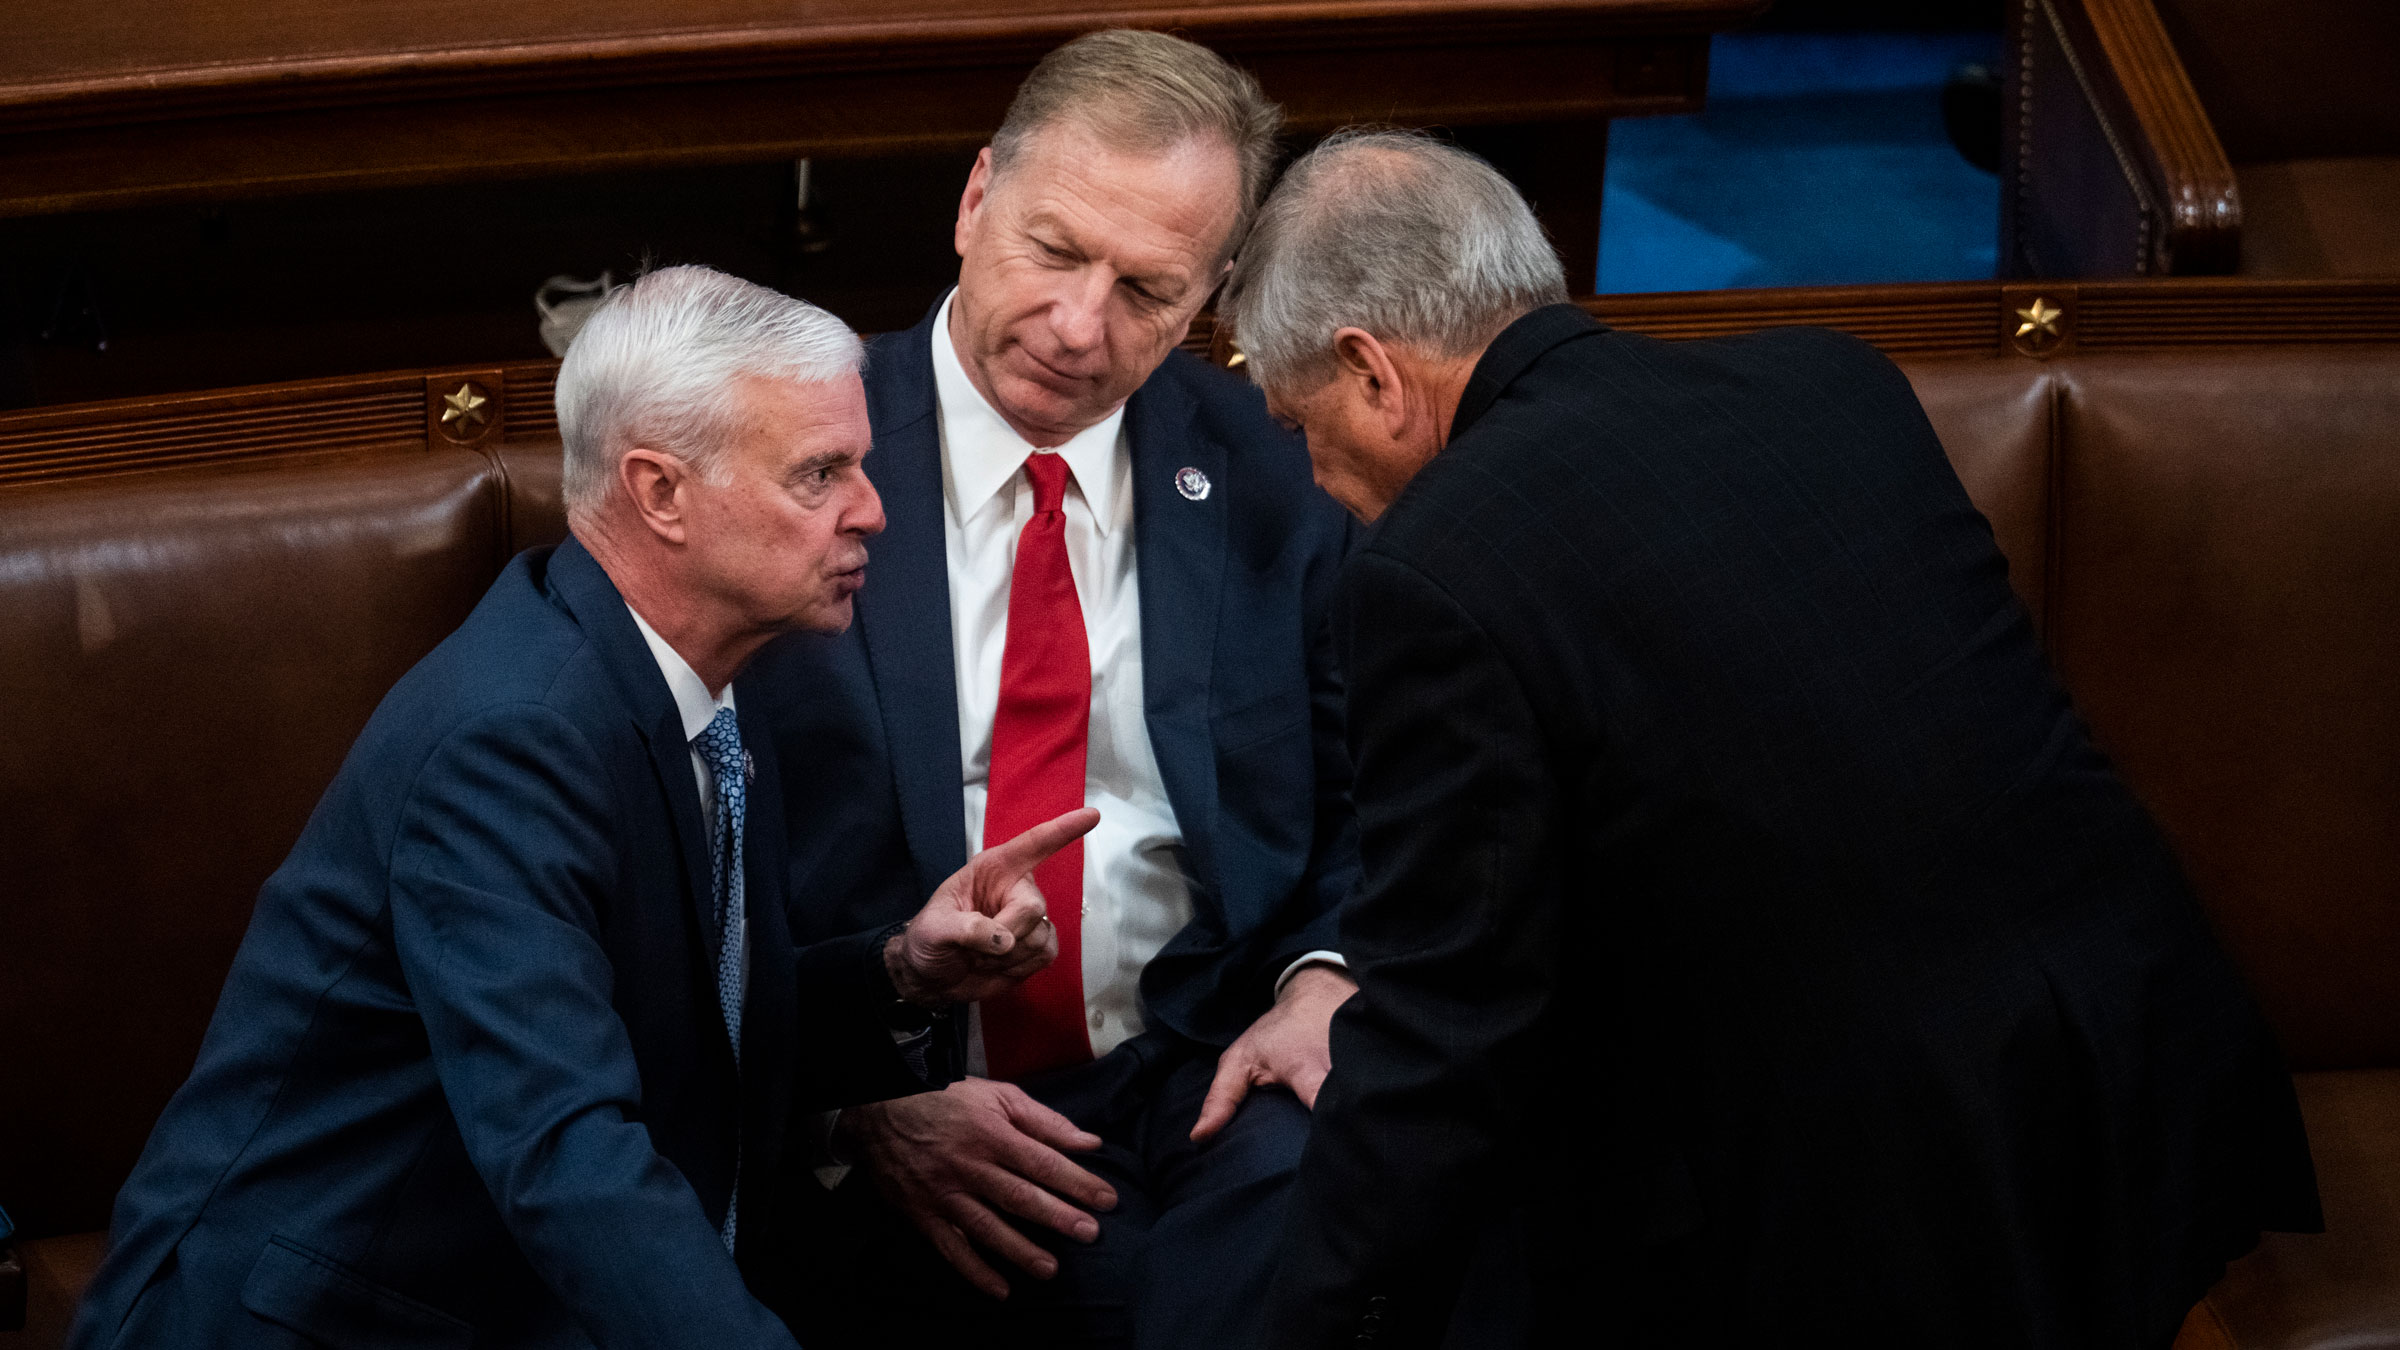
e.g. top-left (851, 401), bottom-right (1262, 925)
top-left (1154, 1057), bottom-right (1313, 1200)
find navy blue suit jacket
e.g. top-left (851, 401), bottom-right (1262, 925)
top-left (70, 538), bottom-right (921, 1350)
top-left (755, 302), bottom-right (1357, 1054)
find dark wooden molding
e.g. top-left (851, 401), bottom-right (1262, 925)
top-left (1589, 279), bottom-right (2399, 356)
top-left (0, 373), bottom-right (422, 489)
top-left (14, 280), bottom-right (2391, 490)
top-left (0, 0), bottom-right (1758, 219)
top-left (0, 361), bottom-right (561, 488)
top-left (1190, 278), bottom-right (2400, 365)
top-left (2005, 0), bottom-right (2240, 277)
top-left (1, 2), bottom-right (1759, 134)
top-left (2070, 0), bottom-right (2239, 271)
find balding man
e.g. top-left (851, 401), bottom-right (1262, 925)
top-left (65, 266), bottom-right (1092, 1350)
top-left (752, 28), bottom-right (1360, 1350)
top-left (1225, 132), bottom-right (2321, 1349)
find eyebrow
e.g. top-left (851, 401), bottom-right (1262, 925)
top-left (1024, 210), bottom-right (1193, 298)
top-left (785, 448), bottom-right (857, 483)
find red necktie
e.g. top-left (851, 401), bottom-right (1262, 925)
top-left (980, 452), bottom-right (1093, 1080)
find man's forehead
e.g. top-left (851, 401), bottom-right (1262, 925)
top-left (998, 123), bottom-right (1239, 260)
top-left (731, 371), bottom-right (866, 434)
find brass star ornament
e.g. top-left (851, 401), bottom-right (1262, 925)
top-left (2015, 298), bottom-right (2063, 340)
top-left (441, 383), bottom-right (490, 427)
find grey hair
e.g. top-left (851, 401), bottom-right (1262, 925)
top-left (1222, 129), bottom-right (1569, 393)
top-left (555, 264), bottom-right (862, 518)
top-left (991, 28), bottom-right (1283, 254)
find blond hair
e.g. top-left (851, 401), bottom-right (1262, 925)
top-left (992, 29), bottom-right (1283, 254)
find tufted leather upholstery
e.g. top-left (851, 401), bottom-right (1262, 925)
top-left (2, 336), bottom-right (2395, 1348)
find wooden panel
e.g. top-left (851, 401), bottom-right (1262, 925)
top-left (1, 1), bottom-right (1751, 126)
top-left (505, 367), bottom-right (561, 443)
top-left (2079, 278), bottom-right (2400, 347)
top-left (0, 1), bottom-right (1757, 219)
top-left (0, 361), bottom-right (569, 488)
top-left (0, 375), bottom-right (421, 488)
top-left (3, 280), bottom-right (2385, 492)
top-left (1562, 279), bottom-right (2400, 358)
top-left (1199, 278), bottom-right (2400, 364)
top-left (1588, 283), bottom-right (2003, 354)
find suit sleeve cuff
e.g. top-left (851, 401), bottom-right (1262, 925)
top-left (1274, 951), bottom-right (1348, 999)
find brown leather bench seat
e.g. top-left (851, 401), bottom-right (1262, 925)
top-left (3, 285), bottom-right (2395, 1347)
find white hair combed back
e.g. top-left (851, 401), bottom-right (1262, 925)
top-left (1223, 130), bottom-right (1569, 392)
top-left (555, 264), bottom-right (863, 517)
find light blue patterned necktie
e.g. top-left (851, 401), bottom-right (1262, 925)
top-left (691, 705), bottom-right (748, 1251)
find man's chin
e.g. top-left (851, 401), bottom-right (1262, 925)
top-left (787, 593), bottom-right (857, 637)
top-left (996, 371), bottom-right (1107, 441)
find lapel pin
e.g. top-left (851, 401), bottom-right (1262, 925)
top-left (1175, 466), bottom-right (1212, 502)
top-left (742, 749), bottom-right (756, 786)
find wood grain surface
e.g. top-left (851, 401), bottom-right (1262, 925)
top-left (7, 278), bottom-right (2392, 489)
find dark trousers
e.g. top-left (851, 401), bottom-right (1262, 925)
top-left (780, 1033), bottom-right (1310, 1350)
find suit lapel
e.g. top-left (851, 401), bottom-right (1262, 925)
top-left (857, 313), bottom-right (972, 899)
top-left (543, 537), bottom-right (723, 965)
top-left (1127, 367), bottom-right (1225, 895)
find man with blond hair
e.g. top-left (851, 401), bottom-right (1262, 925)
top-left (756, 28), bottom-right (1364, 1350)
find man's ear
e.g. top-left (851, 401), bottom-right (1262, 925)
top-left (619, 448), bottom-right (691, 545)
top-left (1332, 328), bottom-right (1410, 440)
top-left (955, 147), bottom-right (996, 259)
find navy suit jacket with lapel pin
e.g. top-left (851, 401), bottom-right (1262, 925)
top-left (755, 298), bottom-right (1359, 1065)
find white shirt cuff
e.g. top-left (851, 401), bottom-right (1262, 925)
top-left (1274, 950), bottom-right (1348, 999)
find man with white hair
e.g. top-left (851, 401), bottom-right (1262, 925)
top-left (65, 265), bottom-right (1095, 1350)
top-left (1226, 132), bottom-right (2320, 1348)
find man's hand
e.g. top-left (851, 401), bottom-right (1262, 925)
top-left (841, 1079), bottom-right (1119, 1299)
top-left (1190, 963), bottom-right (1358, 1141)
top-left (886, 806), bottom-right (1100, 1006)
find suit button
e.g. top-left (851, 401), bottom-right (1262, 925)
top-left (1090, 1009), bottom-right (1106, 1030)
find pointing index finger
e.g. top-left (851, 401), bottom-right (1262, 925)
top-left (980, 807), bottom-right (1101, 887)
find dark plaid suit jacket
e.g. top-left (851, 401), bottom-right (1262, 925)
top-left (1268, 305), bottom-right (2320, 1350)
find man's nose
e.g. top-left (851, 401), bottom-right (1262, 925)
top-left (849, 475), bottom-right (887, 537)
top-left (1048, 268), bottom-right (1113, 355)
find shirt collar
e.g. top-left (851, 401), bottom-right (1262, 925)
top-left (624, 602), bottom-right (735, 743)
top-left (930, 288), bottom-right (1127, 535)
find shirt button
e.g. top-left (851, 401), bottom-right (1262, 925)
top-left (1090, 1009), bottom-right (1106, 1030)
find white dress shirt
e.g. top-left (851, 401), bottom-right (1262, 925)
top-left (626, 602), bottom-right (745, 999)
top-left (931, 291), bottom-right (1193, 1064)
